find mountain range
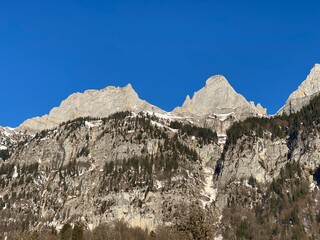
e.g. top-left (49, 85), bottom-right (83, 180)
top-left (0, 64), bottom-right (320, 240)
top-left (18, 64), bottom-right (320, 133)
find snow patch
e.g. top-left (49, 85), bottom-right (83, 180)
top-left (85, 120), bottom-right (103, 128)
top-left (88, 223), bottom-right (94, 231)
top-left (12, 166), bottom-right (18, 178)
top-left (214, 234), bottom-right (223, 240)
top-left (151, 120), bottom-right (165, 129)
top-left (217, 134), bottom-right (227, 145)
top-left (145, 111), bottom-right (182, 121)
top-left (201, 166), bottom-right (218, 208)
top-left (155, 180), bottom-right (163, 189)
top-left (309, 181), bottom-right (316, 191)
top-left (210, 112), bottom-right (234, 121)
top-left (243, 179), bottom-right (252, 188)
top-left (0, 145), bottom-right (8, 150)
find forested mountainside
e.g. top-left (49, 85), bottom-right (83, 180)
top-left (1, 94), bottom-right (320, 239)
top-left (1, 64), bottom-right (320, 239)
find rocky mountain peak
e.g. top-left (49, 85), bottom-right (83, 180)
top-left (19, 84), bottom-right (163, 132)
top-left (173, 75), bottom-right (266, 119)
top-left (277, 64), bottom-right (320, 115)
top-left (205, 75), bottom-right (234, 89)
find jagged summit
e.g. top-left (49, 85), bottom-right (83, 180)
top-left (173, 75), bottom-right (267, 119)
top-left (17, 75), bottom-right (268, 133)
top-left (205, 75), bottom-right (234, 89)
top-left (277, 64), bottom-right (320, 115)
top-left (19, 84), bottom-right (164, 132)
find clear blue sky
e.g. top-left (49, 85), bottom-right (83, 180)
top-left (1, 1), bottom-right (319, 127)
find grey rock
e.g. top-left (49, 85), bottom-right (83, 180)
top-left (277, 64), bottom-right (320, 115)
top-left (173, 75), bottom-right (267, 120)
top-left (19, 84), bottom-right (164, 132)
top-left (218, 136), bottom-right (289, 187)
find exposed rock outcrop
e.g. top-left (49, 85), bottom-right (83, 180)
top-left (2, 65), bottom-right (320, 238)
top-left (0, 113), bottom-right (221, 234)
top-left (19, 84), bottom-right (164, 132)
top-left (277, 64), bottom-right (320, 115)
top-left (173, 75), bottom-right (267, 120)
top-left (218, 136), bottom-right (289, 187)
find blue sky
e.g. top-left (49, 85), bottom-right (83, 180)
top-left (0, 1), bottom-right (319, 127)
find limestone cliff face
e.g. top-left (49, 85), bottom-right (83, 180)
top-left (2, 102), bottom-right (320, 238)
top-left (173, 75), bottom-right (267, 120)
top-left (277, 64), bottom-right (320, 115)
top-left (0, 114), bottom-right (222, 234)
top-left (217, 137), bottom-right (289, 188)
top-left (19, 84), bottom-right (164, 132)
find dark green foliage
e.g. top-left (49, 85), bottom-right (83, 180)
top-left (313, 166), bottom-right (320, 186)
top-left (63, 160), bottom-right (77, 176)
top-left (98, 112), bottom-right (204, 194)
top-left (222, 161), bottom-right (312, 240)
top-left (60, 223), bottom-right (72, 240)
top-left (236, 220), bottom-right (251, 240)
top-left (226, 117), bottom-right (287, 147)
top-left (21, 163), bottom-right (39, 174)
top-left (0, 148), bottom-right (9, 161)
top-left (107, 111), bottom-right (132, 121)
top-left (0, 163), bottom-right (15, 175)
top-left (170, 121), bottom-right (218, 144)
top-left (102, 155), bottom-right (156, 192)
top-left (174, 203), bottom-right (215, 240)
top-left (268, 161), bottom-right (306, 201)
top-left (77, 146), bottom-right (89, 157)
top-left (71, 222), bottom-right (83, 240)
top-left (248, 175), bottom-right (256, 188)
top-left (104, 161), bottom-right (115, 175)
top-left (285, 208), bottom-right (300, 226)
top-left (220, 93), bottom-right (320, 183)
top-left (226, 93), bottom-right (320, 150)
top-left (316, 212), bottom-right (320, 223)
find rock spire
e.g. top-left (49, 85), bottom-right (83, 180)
top-left (173, 75), bottom-right (266, 119)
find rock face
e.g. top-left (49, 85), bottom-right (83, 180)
top-left (277, 64), bottom-right (320, 115)
top-left (0, 113), bottom-right (222, 234)
top-left (218, 137), bottom-right (289, 188)
top-left (18, 75), bottom-right (267, 147)
top-left (173, 75), bottom-right (267, 120)
top-left (19, 84), bottom-right (164, 132)
top-left (2, 108), bottom-right (320, 238)
top-left (2, 65), bottom-right (320, 238)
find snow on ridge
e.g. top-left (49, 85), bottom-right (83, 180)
top-left (144, 111), bottom-right (182, 121)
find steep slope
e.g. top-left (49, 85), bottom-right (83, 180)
top-left (2, 66), bottom-right (320, 239)
top-left (2, 96), bottom-right (320, 239)
top-left (215, 94), bottom-right (320, 239)
top-left (277, 63), bottom-right (320, 115)
top-left (173, 75), bottom-right (266, 120)
top-left (0, 112), bottom-right (222, 238)
top-left (0, 127), bottom-right (13, 161)
top-left (19, 84), bottom-right (164, 132)
top-left (0, 127), bottom-right (29, 162)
